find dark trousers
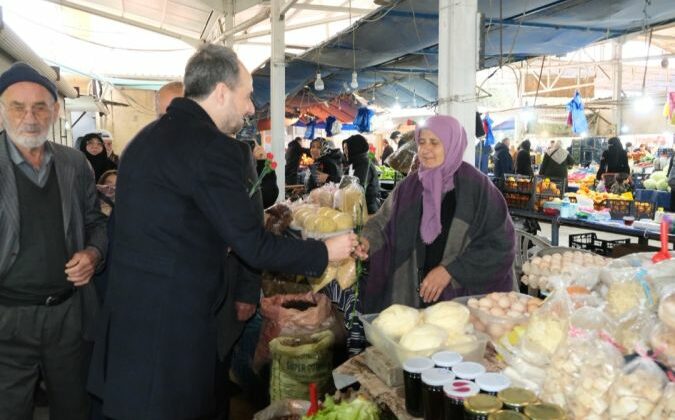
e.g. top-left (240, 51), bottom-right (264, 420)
top-left (0, 296), bottom-right (89, 420)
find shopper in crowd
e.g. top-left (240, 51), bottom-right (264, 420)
top-left (474, 138), bottom-right (491, 174)
top-left (343, 134), bottom-right (381, 214)
top-left (97, 169), bottom-right (117, 217)
top-left (597, 136), bottom-right (630, 179)
top-left (515, 139), bottom-right (534, 176)
top-left (493, 137), bottom-right (513, 179)
top-left (358, 115), bottom-right (515, 312)
top-left (380, 131), bottom-right (398, 164)
top-left (654, 149), bottom-right (671, 172)
top-left (540, 140), bottom-right (575, 179)
top-left (79, 132), bottom-right (118, 184)
top-left (285, 136), bottom-right (307, 185)
top-left (100, 130), bottom-right (119, 165)
top-left (0, 62), bottom-right (107, 420)
top-left (155, 80), bottom-right (184, 117)
top-left (610, 173), bottom-right (630, 195)
top-left (306, 137), bottom-right (343, 191)
top-left (88, 44), bottom-right (360, 420)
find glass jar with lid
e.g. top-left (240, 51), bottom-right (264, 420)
top-left (421, 367), bottom-right (455, 420)
top-left (403, 357), bottom-right (435, 417)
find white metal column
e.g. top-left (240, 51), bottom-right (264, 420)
top-left (271, 0), bottom-right (286, 199)
top-left (438, 0), bottom-right (478, 164)
top-left (613, 39), bottom-right (623, 136)
top-left (223, 1), bottom-right (235, 48)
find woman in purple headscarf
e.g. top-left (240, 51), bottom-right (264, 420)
top-left (359, 115), bottom-right (515, 312)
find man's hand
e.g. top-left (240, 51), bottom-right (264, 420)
top-left (252, 144), bottom-right (265, 160)
top-left (64, 248), bottom-right (100, 287)
top-left (354, 237), bottom-right (369, 260)
top-left (325, 233), bottom-right (359, 262)
top-left (419, 266), bottom-right (451, 304)
top-left (235, 302), bottom-right (257, 322)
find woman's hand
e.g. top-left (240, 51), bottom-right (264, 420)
top-left (419, 266), bottom-right (451, 304)
top-left (354, 237), bottom-right (369, 260)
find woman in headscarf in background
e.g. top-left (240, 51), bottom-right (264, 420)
top-left (79, 132), bottom-right (117, 183)
top-left (306, 137), bottom-right (343, 192)
top-left (596, 136), bottom-right (630, 179)
top-left (540, 139), bottom-right (574, 179)
top-left (358, 115), bottom-right (515, 312)
top-left (343, 134), bottom-right (381, 214)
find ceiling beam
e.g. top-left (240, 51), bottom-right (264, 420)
top-left (290, 4), bottom-right (373, 14)
top-left (45, 0), bottom-right (203, 46)
top-left (234, 13), bottom-right (368, 41)
top-left (212, 6), bottom-right (271, 44)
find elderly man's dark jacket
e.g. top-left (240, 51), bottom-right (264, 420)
top-left (0, 132), bottom-right (107, 331)
top-left (87, 98), bottom-right (328, 420)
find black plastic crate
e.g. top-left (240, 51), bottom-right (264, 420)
top-left (606, 199), bottom-right (633, 219)
top-left (569, 233), bottom-right (631, 256)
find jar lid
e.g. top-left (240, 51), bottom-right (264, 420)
top-left (444, 380), bottom-right (480, 400)
top-left (402, 357), bottom-right (434, 374)
top-left (475, 372), bottom-right (511, 393)
top-left (431, 351), bottom-right (463, 368)
top-left (487, 410), bottom-right (528, 420)
top-left (497, 387), bottom-right (538, 407)
top-left (421, 368), bottom-right (455, 387)
top-left (524, 403), bottom-right (566, 420)
top-left (464, 394), bottom-right (503, 414)
top-left (452, 361), bottom-right (486, 380)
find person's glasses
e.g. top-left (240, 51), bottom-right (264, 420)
top-left (0, 102), bottom-right (54, 120)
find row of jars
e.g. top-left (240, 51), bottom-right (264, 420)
top-left (403, 352), bottom-right (565, 420)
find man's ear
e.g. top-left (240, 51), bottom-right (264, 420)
top-left (214, 82), bottom-right (231, 106)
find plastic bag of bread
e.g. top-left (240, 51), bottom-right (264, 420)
top-left (308, 263), bottom-right (338, 293)
top-left (520, 283), bottom-right (573, 366)
top-left (608, 356), bottom-right (667, 419)
top-left (599, 263), bottom-right (658, 322)
top-left (649, 322), bottom-right (675, 370)
top-left (308, 183), bottom-right (338, 208)
top-left (333, 178), bottom-right (367, 225)
top-left (615, 310), bottom-right (657, 355)
top-left (335, 258), bottom-right (357, 290)
top-left (650, 382), bottom-right (675, 420)
top-left (658, 284), bottom-right (675, 330)
top-left (541, 330), bottom-right (624, 418)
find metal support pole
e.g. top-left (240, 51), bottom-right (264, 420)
top-left (223, 1), bottom-right (234, 48)
top-left (438, 0), bottom-right (478, 164)
top-left (613, 38), bottom-right (624, 135)
top-left (271, 0), bottom-right (286, 200)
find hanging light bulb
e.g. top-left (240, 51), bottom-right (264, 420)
top-left (314, 72), bottom-right (324, 91)
top-left (350, 71), bottom-right (359, 90)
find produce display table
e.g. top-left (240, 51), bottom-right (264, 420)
top-left (333, 346), bottom-right (504, 420)
top-left (634, 189), bottom-right (671, 210)
top-left (509, 208), bottom-right (675, 247)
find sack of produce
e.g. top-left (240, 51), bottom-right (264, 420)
top-left (462, 292), bottom-right (542, 341)
top-left (650, 382), bottom-right (675, 420)
top-left (519, 284), bottom-right (573, 366)
top-left (608, 356), bottom-right (668, 419)
top-left (541, 330), bottom-right (624, 418)
top-left (269, 330), bottom-right (334, 401)
top-left (255, 293), bottom-right (334, 370)
top-left (253, 399), bottom-right (310, 420)
top-left (599, 264), bottom-right (658, 322)
top-left (265, 203), bottom-right (293, 235)
top-left (522, 250), bottom-right (607, 292)
top-left (308, 183), bottom-right (339, 208)
top-left (384, 132), bottom-right (417, 174)
top-left (615, 310), bottom-right (658, 355)
top-left (658, 283), bottom-right (675, 330)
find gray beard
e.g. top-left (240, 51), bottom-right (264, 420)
top-left (8, 132), bottom-right (48, 149)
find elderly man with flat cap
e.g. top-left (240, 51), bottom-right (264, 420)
top-left (0, 62), bottom-right (107, 420)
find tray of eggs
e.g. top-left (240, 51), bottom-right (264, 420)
top-left (454, 292), bottom-right (542, 342)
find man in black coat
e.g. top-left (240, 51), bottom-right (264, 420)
top-left (493, 137), bottom-right (514, 179)
top-left (87, 44), bottom-right (358, 420)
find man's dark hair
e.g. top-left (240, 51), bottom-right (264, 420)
top-left (184, 44), bottom-right (241, 100)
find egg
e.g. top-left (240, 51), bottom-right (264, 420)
top-left (498, 297), bottom-right (511, 309)
top-left (487, 323), bottom-right (504, 338)
top-left (543, 255), bottom-right (552, 262)
top-left (512, 302), bottom-right (526, 313)
top-left (488, 292), bottom-right (501, 301)
top-left (506, 310), bottom-right (522, 318)
top-left (532, 257), bottom-right (542, 265)
top-left (478, 298), bottom-right (493, 309)
top-left (490, 307), bottom-right (506, 316)
top-left (467, 298), bottom-right (479, 308)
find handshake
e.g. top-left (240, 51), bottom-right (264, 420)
top-left (324, 233), bottom-right (369, 262)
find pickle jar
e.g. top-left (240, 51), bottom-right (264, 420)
top-left (443, 380), bottom-right (479, 420)
top-left (432, 350), bottom-right (463, 371)
top-left (403, 357), bottom-right (435, 417)
top-left (464, 394), bottom-right (503, 420)
top-left (524, 403), bottom-right (566, 420)
top-left (475, 373), bottom-right (511, 396)
top-left (452, 361), bottom-right (486, 381)
top-left (487, 410), bottom-right (528, 420)
top-left (421, 368), bottom-right (455, 420)
top-left (496, 388), bottom-right (538, 413)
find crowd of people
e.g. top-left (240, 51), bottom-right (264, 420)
top-left (0, 45), bottom-right (517, 420)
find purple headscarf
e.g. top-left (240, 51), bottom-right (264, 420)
top-left (415, 115), bottom-right (468, 244)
